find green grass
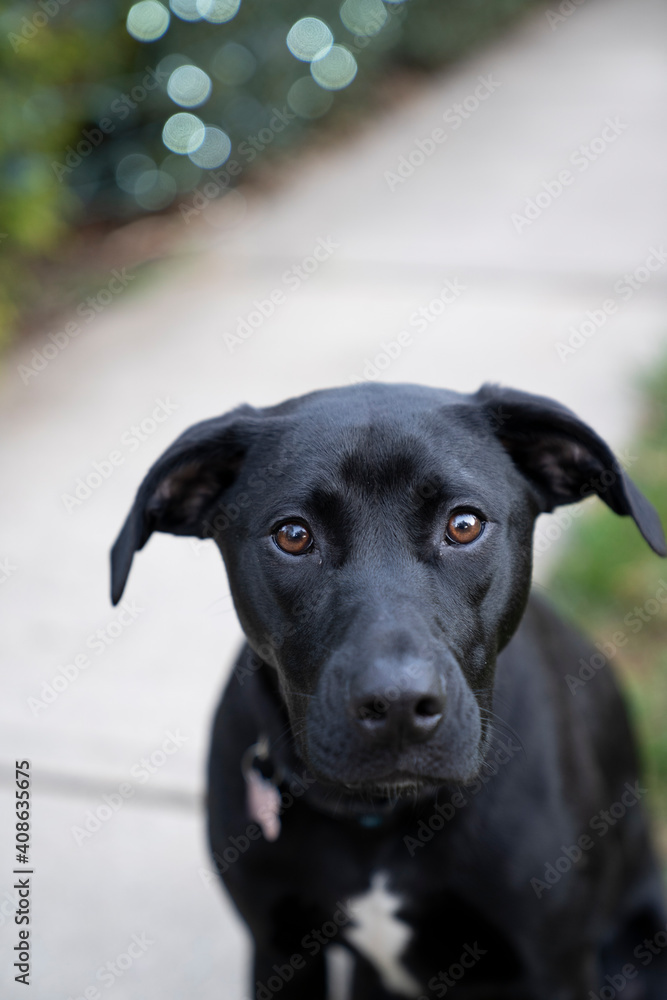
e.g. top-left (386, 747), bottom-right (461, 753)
top-left (546, 356), bottom-right (667, 844)
top-left (624, 651), bottom-right (667, 850)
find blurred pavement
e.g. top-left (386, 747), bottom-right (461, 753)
top-left (2, 0), bottom-right (667, 995)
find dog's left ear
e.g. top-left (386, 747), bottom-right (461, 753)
top-left (475, 384), bottom-right (666, 556)
top-left (110, 406), bottom-right (260, 605)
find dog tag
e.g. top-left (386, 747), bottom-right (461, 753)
top-left (246, 767), bottom-right (281, 842)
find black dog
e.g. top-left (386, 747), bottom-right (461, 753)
top-left (111, 382), bottom-right (667, 1000)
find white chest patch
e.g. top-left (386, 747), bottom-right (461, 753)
top-left (343, 871), bottom-right (421, 997)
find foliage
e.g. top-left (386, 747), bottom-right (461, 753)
top-left (546, 356), bottom-right (667, 836)
top-left (0, 0), bottom-right (540, 337)
top-left (0, 2), bottom-right (133, 339)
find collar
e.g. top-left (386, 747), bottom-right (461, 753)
top-left (242, 736), bottom-right (400, 831)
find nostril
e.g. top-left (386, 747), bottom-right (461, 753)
top-left (357, 700), bottom-right (388, 724)
top-left (414, 696), bottom-right (443, 718)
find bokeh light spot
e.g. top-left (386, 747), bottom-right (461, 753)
top-left (196, 0), bottom-right (241, 23)
top-left (157, 53), bottom-right (191, 83)
top-left (161, 153), bottom-right (203, 191)
top-left (311, 45), bottom-right (357, 90)
top-left (162, 113), bottom-right (206, 153)
top-left (126, 0), bottom-right (170, 41)
top-left (211, 42), bottom-right (256, 86)
top-left (134, 169), bottom-right (178, 210)
top-left (286, 18), bottom-right (333, 62)
top-left (167, 65), bottom-right (212, 108)
top-left (169, 0), bottom-right (202, 22)
top-left (188, 126), bottom-right (232, 168)
top-left (339, 0), bottom-right (387, 37)
top-left (287, 77), bottom-right (334, 119)
top-left (116, 153), bottom-right (157, 194)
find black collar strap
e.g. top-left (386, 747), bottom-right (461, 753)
top-left (242, 736), bottom-right (399, 828)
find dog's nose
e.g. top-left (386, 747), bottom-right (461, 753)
top-left (349, 662), bottom-right (445, 745)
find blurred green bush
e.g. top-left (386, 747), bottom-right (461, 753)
top-left (0, 3), bottom-right (133, 338)
top-left (546, 357), bottom-right (667, 838)
top-left (0, 0), bottom-right (539, 339)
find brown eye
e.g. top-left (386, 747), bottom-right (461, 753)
top-left (274, 522), bottom-right (313, 555)
top-left (446, 511), bottom-right (483, 545)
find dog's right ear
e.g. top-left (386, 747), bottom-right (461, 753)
top-left (110, 406), bottom-right (259, 605)
top-left (474, 384), bottom-right (666, 556)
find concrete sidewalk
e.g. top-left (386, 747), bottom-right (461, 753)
top-left (1, 0), bottom-right (667, 995)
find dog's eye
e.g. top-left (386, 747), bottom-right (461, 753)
top-left (445, 511), bottom-right (483, 545)
top-left (274, 522), bottom-right (313, 555)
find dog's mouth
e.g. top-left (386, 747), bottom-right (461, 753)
top-left (299, 772), bottom-right (441, 820)
top-left (340, 773), bottom-right (438, 801)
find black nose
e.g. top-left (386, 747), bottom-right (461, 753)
top-left (348, 661), bottom-right (445, 746)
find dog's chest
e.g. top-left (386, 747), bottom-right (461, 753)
top-left (343, 870), bottom-right (420, 997)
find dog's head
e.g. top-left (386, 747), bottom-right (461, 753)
top-left (110, 383), bottom-right (665, 793)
